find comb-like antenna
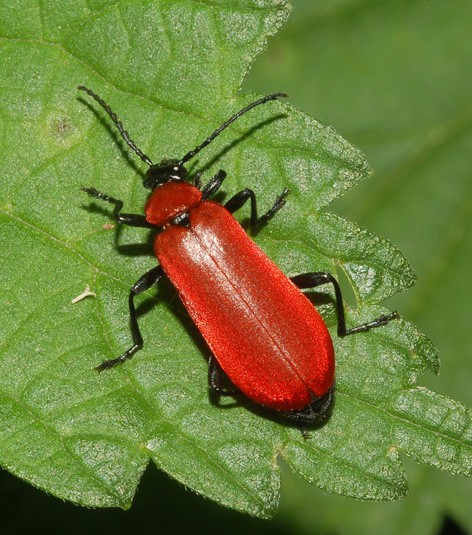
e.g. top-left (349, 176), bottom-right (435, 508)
top-left (78, 86), bottom-right (153, 167)
top-left (178, 92), bottom-right (288, 165)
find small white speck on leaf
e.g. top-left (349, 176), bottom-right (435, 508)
top-left (71, 285), bottom-right (97, 304)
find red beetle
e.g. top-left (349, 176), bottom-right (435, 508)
top-left (79, 86), bottom-right (397, 424)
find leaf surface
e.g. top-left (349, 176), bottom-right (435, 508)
top-left (1, 0), bottom-right (470, 520)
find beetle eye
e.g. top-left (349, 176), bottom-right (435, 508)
top-left (170, 164), bottom-right (186, 180)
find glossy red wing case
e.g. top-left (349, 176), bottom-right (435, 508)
top-left (154, 201), bottom-right (334, 411)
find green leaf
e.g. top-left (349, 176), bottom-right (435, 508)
top-left (0, 0), bottom-right (470, 521)
top-left (245, 0), bottom-right (472, 532)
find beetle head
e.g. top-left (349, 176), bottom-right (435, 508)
top-left (78, 86), bottom-right (288, 194)
top-left (143, 159), bottom-right (188, 190)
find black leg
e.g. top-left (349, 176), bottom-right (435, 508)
top-left (224, 187), bottom-right (290, 228)
top-left (201, 170), bottom-right (227, 200)
top-left (82, 187), bottom-right (156, 228)
top-left (291, 272), bottom-right (399, 337)
top-left (208, 355), bottom-right (239, 396)
top-left (193, 170), bottom-right (203, 189)
top-left (280, 382), bottom-right (335, 426)
top-left (95, 265), bottom-right (165, 371)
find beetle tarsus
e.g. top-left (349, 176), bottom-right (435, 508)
top-left (344, 311), bottom-right (399, 335)
top-left (224, 186), bottom-right (291, 228)
top-left (95, 344), bottom-right (141, 372)
top-left (257, 187), bottom-right (290, 225)
top-left (81, 186), bottom-right (154, 228)
top-left (291, 272), bottom-right (399, 337)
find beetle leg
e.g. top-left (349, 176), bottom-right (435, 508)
top-left (208, 355), bottom-right (240, 396)
top-left (280, 382), bottom-right (335, 426)
top-left (95, 265), bottom-right (165, 372)
top-left (224, 187), bottom-right (290, 228)
top-left (82, 187), bottom-right (156, 228)
top-left (290, 272), bottom-right (399, 337)
top-left (193, 170), bottom-right (203, 189)
top-left (201, 170), bottom-right (227, 200)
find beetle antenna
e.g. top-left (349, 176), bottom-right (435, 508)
top-left (78, 86), bottom-right (154, 167)
top-left (178, 92), bottom-right (288, 165)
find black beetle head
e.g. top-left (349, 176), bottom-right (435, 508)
top-left (143, 159), bottom-right (188, 190)
top-left (78, 86), bottom-right (288, 193)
